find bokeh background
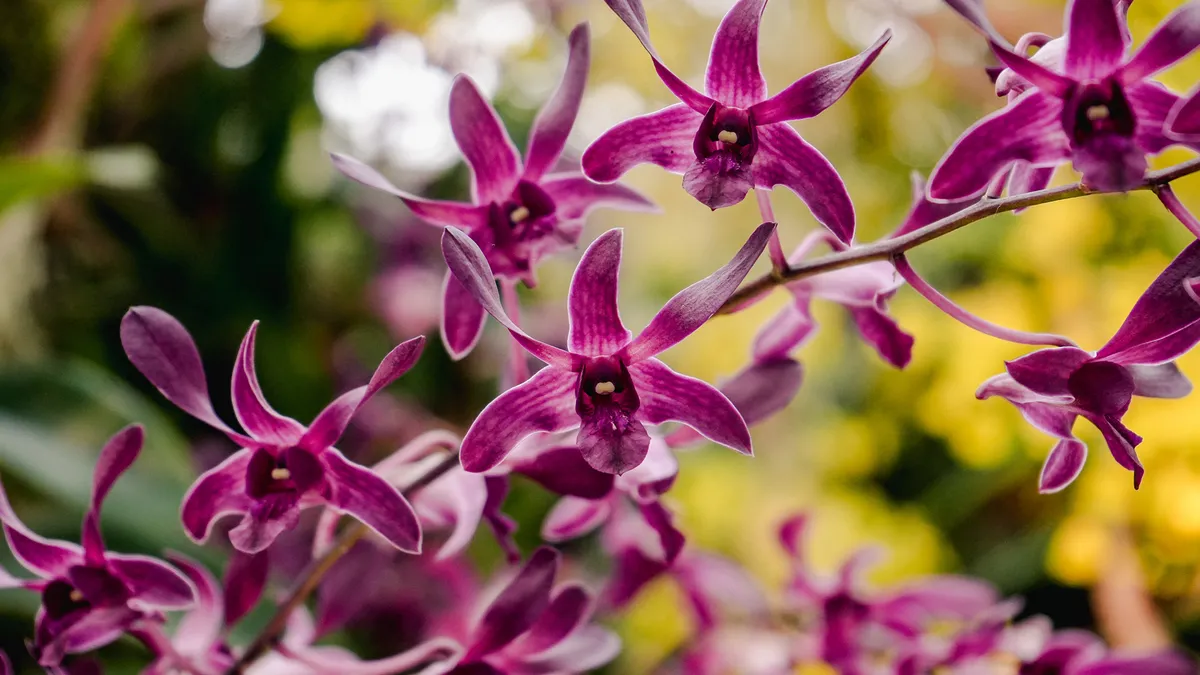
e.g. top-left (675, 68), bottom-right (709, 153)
top-left (2, 0), bottom-right (1200, 671)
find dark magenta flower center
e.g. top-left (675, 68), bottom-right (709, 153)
top-left (1067, 360), bottom-right (1135, 417)
top-left (245, 446), bottom-right (325, 502)
top-left (576, 355), bottom-right (639, 419)
top-left (484, 180), bottom-right (560, 278)
top-left (1062, 79), bottom-right (1136, 147)
top-left (694, 103), bottom-right (758, 164)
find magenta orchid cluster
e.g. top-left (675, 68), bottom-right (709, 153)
top-left (7, 0), bottom-right (1200, 672)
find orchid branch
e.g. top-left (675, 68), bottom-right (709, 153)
top-left (718, 157), bottom-right (1200, 314)
top-left (227, 450), bottom-right (463, 674)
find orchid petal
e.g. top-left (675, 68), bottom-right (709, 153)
top-left (81, 425), bottom-right (143, 565)
top-left (623, 222), bottom-right (774, 362)
top-left (1017, 401), bottom-right (1078, 439)
top-left (1168, 87), bottom-right (1200, 140)
top-left (683, 147), bottom-right (755, 209)
top-left (120, 307), bottom-right (253, 445)
top-left (1064, 0), bottom-right (1127, 79)
top-left (1128, 362), bottom-right (1192, 398)
top-left (1097, 240), bottom-right (1200, 361)
top-left (752, 300), bottom-right (816, 362)
top-left (1119, 2), bottom-right (1200, 83)
top-left (976, 372), bottom-right (1073, 406)
top-left (640, 500), bottom-right (686, 563)
top-left (631, 359), bottom-right (751, 455)
top-left (223, 551), bottom-right (268, 627)
top-left (425, 470), bottom-right (488, 561)
top-left (605, 545), bottom-right (670, 609)
top-left (853, 307), bottom-right (914, 368)
top-left (283, 638), bottom-right (463, 675)
top-left (927, 91), bottom-right (1069, 202)
top-left (713, 357), bottom-right (802, 427)
top-left (329, 153), bottom-right (488, 228)
top-left (232, 322), bottom-right (306, 446)
top-left (1006, 163), bottom-right (1057, 198)
top-left (466, 547), bottom-right (559, 660)
top-left (483, 476), bottom-right (521, 564)
top-left (568, 229), bottom-right (633, 356)
top-left (165, 553), bottom-right (223, 654)
top-left (600, 0), bottom-right (713, 112)
top-left (893, 172), bottom-right (977, 236)
top-left (577, 412), bottom-right (651, 475)
top-left (229, 505), bottom-right (300, 555)
top-left (180, 449), bottom-right (255, 544)
top-left (512, 584), bottom-right (592, 656)
top-left (1004, 347), bottom-right (1092, 397)
top-left (581, 104), bottom-right (703, 183)
top-left (440, 270), bottom-right (488, 361)
top-left (322, 448), bottom-right (422, 554)
top-left (515, 446), bottom-right (615, 499)
top-left (539, 174), bottom-right (657, 221)
top-left (750, 30), bottom-right (891, 123)
top-left (459, 366), bottom-right (579, 473)
top-left (299, 336), bottom-right (426, 452)
top-left (441, 228), bottom-right (577, 368)
top-left (705, 0), bottom-right (768, 107)
top-left (449, 75), bottom-right (522, 204)
top-left (753, 124), bottom-right (855, 242)
top-left (37, 607), bottom-right (139, 666)
top-left (0, 478), bottom-right (82, 578)
top-left (543, 496), bottom-right (612, 542)
top-left (522, 625), bottom-right (622, 673)
top-left (942, 0), bottom-right (1008, 46)
top-left (988, 43), bottom-right (1074, 98)
top-left (524, 24), bottom-right (590, 182)
top-left (1039, 438), bottom-right (1088, 493)
top-left (107, 553), bottom-right (196, 610)
top-left (1128, 81), bottom-right (1185, 155)
top-left (1089, 414), bottom-right (1144, 489)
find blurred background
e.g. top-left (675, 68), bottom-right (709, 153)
top-left (2, 0), bottom-right (1200, 671)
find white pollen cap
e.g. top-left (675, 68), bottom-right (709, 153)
top-left (594, 381), bottom-right (616, 395)
top-left (717, 130), bottom-right (739, 144)
top-left (1086, 105), bottom-right (1110, 121)
top-left (271, 468), bottom-right (291, 481)
top-left (510, 206), bottom-right (531, 223)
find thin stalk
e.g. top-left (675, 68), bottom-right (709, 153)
top-left (501, 280), bottom-right (530, 386)
top-left (756, 188), bottom-right (788, 272)
top-left (1156, 184), bottom-right (1200, 239)
top-left (718, 158), bottom-right (1200, 314)
top-left (227, 451), bottom-right (462, 674)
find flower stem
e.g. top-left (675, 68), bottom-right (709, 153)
top-left (755, 188), bottom-right (788, 272)
top-left (894, 254), bottom-right (1076, 347)
top-left (226, 450), bottom-right (463, 674)
top-left (501, 280), bottom-right (531, 387)
top-left (718, 157), bottom-right (1200, 314)
top-left (1155, 184), bottom-right (1200, 239)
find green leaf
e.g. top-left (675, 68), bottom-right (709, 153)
top-left (0, 156), bottom-right (85, 214)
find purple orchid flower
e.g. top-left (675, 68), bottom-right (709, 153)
top-left (120, 306), bottom-right (425, 554)
top-left (1000, 629), bottom-right (1196, 675)
top-left (1168, 84), bottom-right (1200, 141)
top-left (443, 547), bottom-right (620, 675)
top-left (440, 223), bottom-right (774, 475)
top-left (582, 0), bottom-right (889, 240)
top-left (977, 240), bottom-right (1200, 491)
top-left (330, 23), bottom-right (656, 359)
top-left (0, 426), bottom-right (196, 666)
top-left (312, 430), bottom-right (485, 562)
top-left (929, 0), bottom-right (1200, 198)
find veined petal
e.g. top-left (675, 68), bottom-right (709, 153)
top-left (440, 270), bottom-right (488, 361)
top-left (750, 31), bottom-right (891, 124)
top-left (1128, 362), bottom-right (1192, 398)
top-left (1089, 414), bottom-right (1144, 489)
top-left (299, 336), bottom-right (426, 452)
top-left (539, 174), bottom-right (657, 221)
top-left (329, 153), bottom-right (488, 229)
top-left (484, 476), bottom-right (520, 564)
top-left (601, 0), bottom-right (713, 112)
top-left (631, 359), bottom-right (752, 455)
top-left (1119, 2), bottom-right (1200, 84)
top-left (752, 124), bottom-right (855, 242)
top-left (851, 307), bottom-right (915, 369)
top-left (712, 357), bottom-right (803, 427)
top-left (0, 479), bottom-right (82, 578)
top-left (180, 449), bottom-right (254, 544)
top-left (524, 24), bottom-right (590, 182)
top-left (120, 307), bottom-right (253, 445)
top-left (1016, 401), bottom-right (1078, 439)
top-left (1004, 347), bottom-right (1092, 397)
top-left (521, 625), bottom-right (621, 673)
top-left (927, 91), bottom-right (1069, 201)
top-left (543, 496), bottom-right (612, 542)
top-left (165, 553), bottom-right (223, 655)
top-left (223, 550), bottom-right (268, 627)
top-left (322, 449), bottom-right (422, 554)
top-left (704, 0), bottom-right (768, 107)
top-left (942, 0), bottom-right (1008, 45)
top-left (1128, 81), bottom-right (1185, 154)
top-left (640, 500), bottom-right (686, 563)
top-left (232, 322), bottom-right (305, 446)
top-left (466, 547), bottom-right (559, 661)
top-left (623, 222), bottom-right (774, 362)
top-left (460, 366), bottom-right (579, 473)
top-left (441, 228), bottom-right (577, 368)
top-left (577, 412), bottom-right (651, 475)
top-left (1097, 240), bottom-right (1200, 361)
top-left (82, 425), bottom-right (143, 565)
top-left (511, 584), bottom-right (592, 656)
top-left (1064, 0), bottom-right (1127, 80)
top-left (37, 607), bottom-right (139, 666)
top-left (751, 299), bottom-right (816, 362)
top-left (976, 372), bottom-right (1073, 406)
top-left (229, 503), bottom-right (301, 555)
top-left (107, 553), bottom-right (196, 611)
top-left (1039, 438), bottom-right (1088, 493)
top-left (581, 104), bottom-right (703, 183)
top-left (988, 43), bottom-right (1074, 98)
top-left (568, 230), bottom-right (633, 356)
top-left (425, 470), bottom-right (488, 561)
top-left (449, 75), bottom-right (522, 204)
top-left (1168, 86), bottom-right (1200, 140)
top-left (515, 446), bottom-right (615, 499)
